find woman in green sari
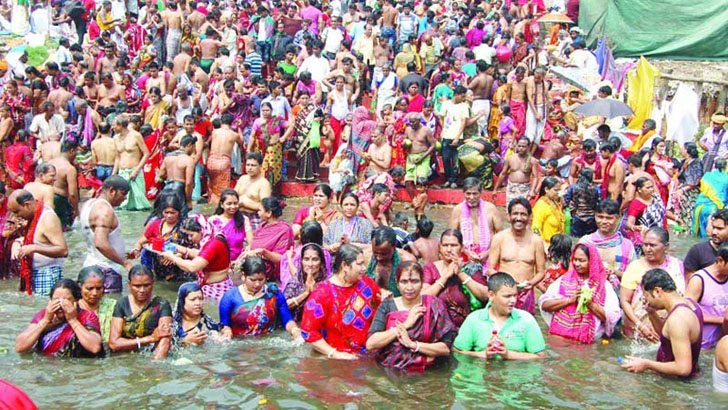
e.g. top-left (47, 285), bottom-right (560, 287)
top-left (248, 102), bottom-right (288, 190)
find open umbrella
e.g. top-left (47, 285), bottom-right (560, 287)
top-left (574, 98), bottom-right (634, 119)
top-left (537, 13), bottom-right (573, 24)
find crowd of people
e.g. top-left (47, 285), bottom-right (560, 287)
top-left (3, 0), bottom-right (728, 398)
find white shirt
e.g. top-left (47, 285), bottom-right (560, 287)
top-left (473, 44), bottom-right (496, 65)
top-left (298, 55), bottom-right (331, 89)
top-left (261, 94), bottom-right (292, 120)
top-left (322, 26), bottom-right (345, 54)
top-left (55, 46), bottom-right (72, 65)
top-left (29, 113), bottom-right (66, 142)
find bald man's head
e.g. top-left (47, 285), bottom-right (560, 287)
top-left (8, 190), bottom-right (36, 220)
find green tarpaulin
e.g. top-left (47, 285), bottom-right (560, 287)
top-left (579, 0), bottom-right (728, 60)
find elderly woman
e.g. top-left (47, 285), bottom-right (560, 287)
top-left (366, 261), bottom-right (456, 370)
top-left (77, 266), bottom-right (117, 344)
top-left (108, 266), bottom-right (173, 360)
top-left (243, 197), bottom-right (294, 281)
top-left (218, 256), bottom-right (301, 339)
top-left (670, 142), bottom-right (702, 232)
top-left (626, 177), bottom-right (666, 251)
top-left (208, 189), bottom-right (253, 264)
top-left (292, 184), bottom-right (340, 239)
top-left (532, 176), bottom-right (566, 246)
top-left (620, 227), bottom-right (685, 341)
top-left (301, 244), bottom-right (382, 359)
top-left (422, 229), bottom-right (489, 328)
top-left (539, 244), bottom-right (621, 344)
top-left (172, 282), bottom-right (221, 346)
top-left (324, 193), bottom-right (373, 252)
top-left (15, 279), bottom-right (103, 357)
top-left (128, 192), bottom-right (190, 281)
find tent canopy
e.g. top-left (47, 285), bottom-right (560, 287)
top-left (579, 0), bottom-right (728, 60)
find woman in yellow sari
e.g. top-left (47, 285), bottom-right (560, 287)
top-left (393, 41), bottom-right (422, 79)
top-left (141, 86), bottom-right (169, 130)
top-left (488, 75), bottom-right (509, 140)
top-left (249, 102), bottom-right (287, 191)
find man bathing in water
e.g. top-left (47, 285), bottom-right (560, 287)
top-left (234, 152), bottom-right (272, 231)
top-left (404, 112), bottom-right (435, 201)
top-left (91, 122), bottom-right (117, 182)
top-left (208, 113), bottom-right (243, 205)
top-left (363, 226), bottom-right (417, 299)
top-left (489, 198), bottom-right (546, 314)
top-left (159, 134), bottom-right (196, 209)
top-left (113, 116), bottom-right (151, 211)
top-left (48, 140), bottom-right (79, 231)
top-left (24, 164), bottom-right (56, 211)
top-left (450, 177), bottom-right (502, 264)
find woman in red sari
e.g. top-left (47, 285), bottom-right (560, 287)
top-left (15, 279), bottom-right (102, 357)
top-left (5, 130), bottom-right (35, 189)
top-left (245, 197), bottom-right (294, 281)
top-left (301, 244), bottom-right (382, 359)
top-left (366, 261), bottom-right (456, 370)
top-left (1, 81), bottom-right (31, 129)
top-left (406, 82), bottom-right (425, 113)
top-left (389, 98), bottom-right (410, 168)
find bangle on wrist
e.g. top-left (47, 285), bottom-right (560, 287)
top-left (413, 341), bottom-right (420, 352)
top-left (136, 337), bottom-right (141, 349)
top-left (327, 348), bottom-right (337, 358)
top-left (462, 277), bottom-right (472, 286)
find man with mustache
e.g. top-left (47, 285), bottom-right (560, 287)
top-left (488, 197), bottom-right (546, 314)
top-left (684, 209), bottom-right (728, 276)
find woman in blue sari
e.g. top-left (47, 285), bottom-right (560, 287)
top-left (172, 282), bottom-right (222, 346)
top-left (694, 158), bottom-right (728, 238)
top-left (218, 256), bottom-right (302, 339)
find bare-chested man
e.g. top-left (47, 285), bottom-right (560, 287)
top-left (160, 134), bottom-right (196, 208)
top-left (145, 62), bottom-right (166, 96)
top-left (48, 77), bottom-right (74, 118)
top-left (363, 126), bottom-right (392, 173)
top-left (508, 65), bottom-right (527, 137)
top-left (40, 134), bottom-right (61, 163)
top-left (97, 74), bottom-right (123, 117)
top-left (112, 116), bottom-right (152, 211)
top-left (0, 104), bottom-right (14, 143)
top-left (173, 43), bottom-right (194, 76)
top-left (91, 122), bottom-right (116, 181)
top-left (379, 0), bottom-right (399, 48)
top-left (47, 140), bottom-right (79, 231)
top-left (494, 137), bottom-right (539, 204)
top-left (363, 226), bottom-right (417, 299)
top-left (600, 141), bottom-right (626, 201)
top-left (24, 163), bottom-right (56, 210)
top-left (234, 152), bottom-right (272, 230)
top-left (96, 43), bottom-right (118, 77)
top-left (79, 175), bottom-right (133, 293)
top-left (404, 112), bottom-right (435, 199)
top-left (199, 27), bottom-right (226, 74)
top-left (162, 1), bottom-right (185, 63)
top-left (186, 1), bottom-right (206, 32)
top-left (468, 60), bottom-right (494, 136)
top-left (525, 68), bottom-right (550, 152)
top-left (488, 197), bottom-right (546, 314)
top-left (407, 217), bottom-right (440, 265)
top-left (622, 154), bottom-right (657, 213)
top-left (208, 113), bottom-right (243, 204)
top-left (82, 72), bottom-right (99, 108)
top-left (359, 183), bottom-right (392, 227)
top-left (324, 57), bottom-right (360, 102)
top-left (450, 177), bottom-right (502, 263)
top-left (9, 190), bottom-right (68, 296)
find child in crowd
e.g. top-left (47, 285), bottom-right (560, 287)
top-left (391, 212), bottom-right (414, 249)
top-left (412, 177), bottom-right (429, 221)
top-left (538, 234), bottom-right (572, 292)
top-left (408, 217), bottom-right (439, 264)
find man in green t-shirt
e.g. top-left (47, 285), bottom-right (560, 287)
top-left (454, 272), bottom-right (546, 360)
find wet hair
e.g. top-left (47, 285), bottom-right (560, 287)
top-left (633, 177), bottom-right (651, 190)
top-left (262, 197), bottom-right (286, 218)
top-left (35, 162), bottom-right (55, 177)
top-left (595, 199), bottom-right (620, 215)
top-left (392, 212), bottom-right (408, 227)
top-left (713, 209), bottom-right (728, 225)
top-left (215, 189), bottom-right (245, 229)
top-left (395, 260), bottom-right (423, 283)
top-left (301, 220), bottom-right (324, 245)
top-left (440, 228), bottom-right (464, 245)
top-left (539, 176), bottom-right (560, 197)
top-left (645, 226), bottom-right (669, 245)
top-left (49, 278), bottom-right (82, 301)
top-left (571, 168), bottom-right (598, 210)
top-left (149, 190), bottom-right (187, 222)
top-left (313, 183), bottom-right (332, 198)
top-left (77, 265), bottom-right (106, 286)
top-left (416, 217), bottom-right (434, 238)
top-left (642, 268), bottom-right (677, 292)
top-left (61, 139), bottom-right (79, 153)
top-left (332, 244), bottom-right (363, 273)
top-left (627, 154), bottom-right (644, 168)
top-left (548, 234), bottom-right (572, 269)
top-left (128, 264), bottom-right (154, 282)
top-left (242, 256), bottom-right (267, 277)
top-left (370, 183), bottom-right (389, 195)
top-left (181, 134), bottom-right (197, 147)
top-left (246, 152), bottom-right (264, 165)
top-left (340, 192), bottom-right (360, 207)
top-left (487, 272), bottom-right (517, 294)
top-left (507, 197), bottom-right (532, 215)
top-left (371, 226), bottom-right (397, 247)
top-left (463, 176), bottom-right (482, 192)
top-left (102, 175), bottom-right (131, 193)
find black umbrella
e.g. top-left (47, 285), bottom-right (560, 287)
top-left (574, 98), bottom-right (635, 118)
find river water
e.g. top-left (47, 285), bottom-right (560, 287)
top-left (1, 201), bottom-right (727, 409)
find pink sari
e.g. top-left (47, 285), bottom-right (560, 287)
top-left (548, 244), bottom-right (607, 344)
top-left (251, 220), bottom-right (294, 281)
